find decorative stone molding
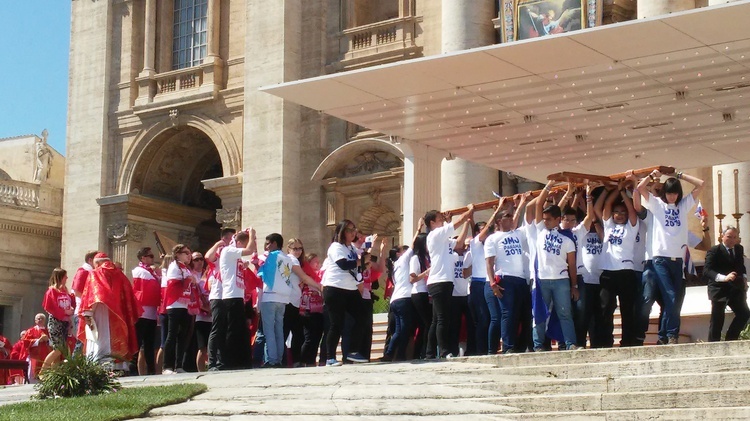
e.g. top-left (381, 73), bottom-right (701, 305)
top-left (106, 222), bottom-right (147, 242)
top-left (0, 181), bottom-right (39, 208)
top-left (330, 151), bottom-right (403, 178)
top-left (0, 222), bottom-right (61, 238)
top-left (216, 207), bottom-right (241, 229)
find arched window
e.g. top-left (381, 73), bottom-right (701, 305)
top-left (172, 0), bottom-right (208, 69)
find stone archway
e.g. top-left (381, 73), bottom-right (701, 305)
top-left (358, 204), bottom-right (401, 243)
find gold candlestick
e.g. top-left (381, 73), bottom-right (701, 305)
top-left (732, 213), bottom-right (743, 234)
top-left (717, 170), bottom-right (723, 215)
top-left (716, 213), bottom-right (725, 235)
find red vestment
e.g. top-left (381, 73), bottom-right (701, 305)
top-left (0, 334), bottom-right (11, 385)
top-left (8, 338), bottom-right (27, 383)
top-left (21, 325), bottom-right (50, 379)
top-left (76, 261), bottom-right (142, 362)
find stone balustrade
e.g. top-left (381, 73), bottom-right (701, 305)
top-left (337, 16), bottom-right (421, 70)
top-left (0, 181), bottom-right (39, 208)
top-left (155, 67), bottom-right (204, 95)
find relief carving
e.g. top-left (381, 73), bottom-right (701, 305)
top-left (331, 151), bottom-right (402, 178)
top-left (106, 222), bottom-right (147, 242)
top-left (216, 207), bottom-right (241, 229)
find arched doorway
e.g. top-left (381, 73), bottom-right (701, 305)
top-left (129, 126), bottom-right (223, 253)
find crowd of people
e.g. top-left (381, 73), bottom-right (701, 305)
top-left (1, 167), bottom-right (748, 383)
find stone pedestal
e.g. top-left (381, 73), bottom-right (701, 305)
top-left (638, 0), bottom-right (695, 19)
top-left (203, 175), bottom-right (243, 230)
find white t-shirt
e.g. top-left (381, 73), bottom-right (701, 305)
top-left (535, 221), bottom-right (576, 280)
top-left (579, 230), bottom-right (603, 284)
top-left (453, 252), bottom-right (469, 297)
top-left (601, 218), bottom-right (639, 271)
top-left (166, 261), bottom-right (192, 310)
top-left (409, 254), bottom-right (428, 294)
top-left (570, 223), bottom-right (587, 272)
top-left (468, 237), bottom-right (487, 280)
top-left (207, 266), bottom-right (222, 301)
top-left (633, 218), bottom-right (648, 272)
top-left (322, 242), bottom-right (360, 290)
top-left (288, 255), bottom-right (302, 307)
top-left (261, 252), bottom-right (295, 304)
top-left (391, 249), bottom-right (414, 302)
top-left (132, 265), bottom-right (159, 320)
top-left (426, 223), bottom-right (456, 284)
top-left (642, 193), bottom-right (696, 259)
top-left (219, 246), bottom-right (245, 300)
top-left (484, 229), bottom-right (528, 280)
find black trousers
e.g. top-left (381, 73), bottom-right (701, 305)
top-left (360, 299), bottom-right (374, 360)
top-left (223, 298), bottom-right (252, 369)
top-left (709, 293), bottom-right (750, 342)
top-left (600, 269), bottom-right (639, 347)
top-left (323, 286), bottom-right (365, 361)
top-left (300, 312), bottom-right (324, 365)
top-left (427, 282), bottom-right (454, 358)
top-left (164, 308), bottom-right (191, 370)
top-left (135, 318), bottom-right (157, 374)
top-left (207, 299), bottom-right (226, 370)
top-left (449, 295), bottom-right (474, 356)
top-left (411, 292), bottom-right (431, 359)
top-left (283, 303), bottom-right (303, 365)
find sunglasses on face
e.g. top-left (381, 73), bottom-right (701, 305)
top-left (144, 254), bottom-right (154, 258)
top-left (290, 247), bottom-right (303, 252)
top-left (193, 257), bottom-right (204, 261)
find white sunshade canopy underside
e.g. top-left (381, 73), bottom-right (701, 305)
top-left (262, 1), bottom-right (750, 181)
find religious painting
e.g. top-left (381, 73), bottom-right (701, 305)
top-left (516, 0), bottom-right (585, 40)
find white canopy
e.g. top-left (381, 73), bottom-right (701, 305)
top-left (262, 1), bottom-right (750, 181)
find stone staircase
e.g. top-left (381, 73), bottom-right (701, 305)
top-left (454, 340), bottom-right (750, 419)
top-left (368, 311), bottom-right (689, 360)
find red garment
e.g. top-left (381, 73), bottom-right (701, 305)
top-left (132, 263), bottom-right (161, 307)
top-left (42, 287), bottom-right (75, 321)
top-left (0, 335), bottom-right (11, 385)
top-left (300, 263), bottom-right (323, 314)
top-left (164, 262), bottom-right (193, 309)
top-left (22, 325), bottom-right (51, 379)
top-left (76, 261), bottom-right (143, 362)
top-left (7, 338), bottom-right (26, 384)
top-left (243, 268), bottom-right (262, 305)
top-left (71, 265), bottom-right (91, 295)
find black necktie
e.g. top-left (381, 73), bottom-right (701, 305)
top-left (729, 248), bottom-right (735, 260)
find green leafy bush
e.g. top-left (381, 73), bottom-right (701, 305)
top-left (35, 352), bottom-right (120, 399)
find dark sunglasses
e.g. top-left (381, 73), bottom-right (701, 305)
top-left (144, 254), bottom-right (154, 258)
top-left (193, 257), bottom-right (204, 261)
top-left (290, 247), bottom-right (303, 251)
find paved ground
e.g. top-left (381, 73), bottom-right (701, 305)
top-left (0, 360), bottom-right (531, 419)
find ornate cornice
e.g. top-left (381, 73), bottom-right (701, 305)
top-left (0, 222), bottom-right (61, 238)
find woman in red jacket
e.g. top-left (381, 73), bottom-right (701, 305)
top-left (41, 268), bottom-right (75, 369)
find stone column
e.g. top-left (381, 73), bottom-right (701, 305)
top-left (141, 0), bottom-right (156, 76)
top-left (62, 0), bottom-right (113, 272)
top-left (440, 0), bottom-right (499, 220)
top-left (401, 140), bottom-right (443, 246)
top-left (202, 175), bottom-right (242, 230)
top-left (637, 1), bottom-right (695, 19)
top-left (206, 0), bottom-right (221, 62)
top-left (106, 222), bottom-right (147, 270)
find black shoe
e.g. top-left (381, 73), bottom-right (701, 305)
top-left (379, 354), bottom-right (393, 362)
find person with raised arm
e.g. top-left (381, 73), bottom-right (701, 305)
top-left (423, 203), bottom-right (475, 359)
top-left (636, 169), bottom-right (704, 344)
top-left (532, 181), bottom-right (579, 351)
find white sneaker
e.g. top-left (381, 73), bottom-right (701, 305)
top-left (162, 369), bottom-right (175, 375)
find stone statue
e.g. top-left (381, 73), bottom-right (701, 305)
top-left (33, 130), bottom-right (52, 183)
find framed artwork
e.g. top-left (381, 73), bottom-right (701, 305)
top-left (498, 0), bottom-right (601, 43)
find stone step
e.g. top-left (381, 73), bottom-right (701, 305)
top-left (458, 340), bottom-right (750, 368)
top-left (490, 387), bottom-right (750, 413)
top-left (476, 370), bottom-right (750, 396)
top-left (488, 355), bottom-right (750, 379)
top-left (504, 406), bottom-right (750, 420)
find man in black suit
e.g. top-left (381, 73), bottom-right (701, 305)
top-left (703, 226), bottom-right (750, 342)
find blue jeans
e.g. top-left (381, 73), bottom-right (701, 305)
top-left (498, 275), bottom-right (528, 352)
top-left (533, 279), bottom-right (577, 349)
top-left (469, 280), bottom-right (490, 355)
top-left (651, 257), bottom-right (684, 339)
top-left (385, 298), bottom-right (413, 359)
top-left (260, 301), bottom-right (286, 365)
top-left (484, 282), bottom-right (502, 354)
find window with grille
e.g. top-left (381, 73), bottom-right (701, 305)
top-left (172, 0), bottom-right (208, 70)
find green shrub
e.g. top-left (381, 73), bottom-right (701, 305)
top-left (35, 352), bottom-right (120, 399)
top-left (739, 323), bottom-right (750, 341)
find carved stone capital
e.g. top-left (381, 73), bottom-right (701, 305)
top-left (107, 222), bottom-right (147, 242)
top-left (216, 207), bottom-right (241, 229)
